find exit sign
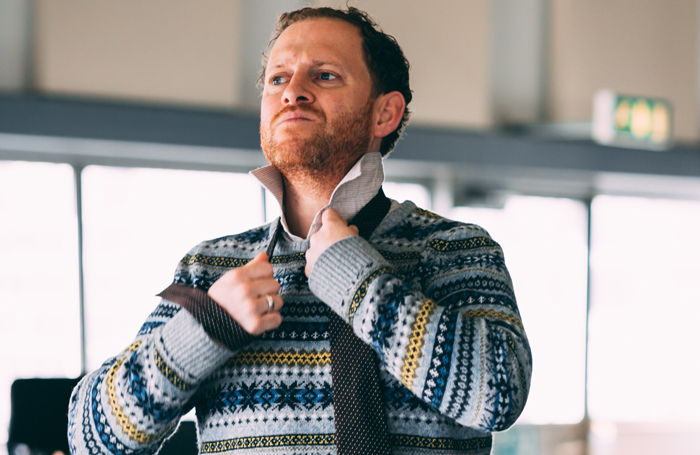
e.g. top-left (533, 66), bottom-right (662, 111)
top-left (593, 90), bottom-right (672, 150)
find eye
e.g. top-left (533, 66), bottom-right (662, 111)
top-left (319, 72), bottom-right (337, 81)
top-left (271, 75), bottom-right (288, 86)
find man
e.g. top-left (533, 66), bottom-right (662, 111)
top-left (68, 6), bottom-right (531, 455)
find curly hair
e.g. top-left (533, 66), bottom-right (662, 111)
top-left (258, 6), bottom-right (412, 157)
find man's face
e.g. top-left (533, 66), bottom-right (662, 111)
top-left (260, 18), bottom-right (376, 177)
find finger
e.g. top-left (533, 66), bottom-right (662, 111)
top-left (305, 249), bottom-right (318, 274)
top-left (258, 293), bottom-right (284, 314)
top-left (322, 208), bottom-right (345, 225)
top-left (242, 253), bottom-right (275, 280)
top-left (349, 225), bottom-right (359, 235)
top-left (255, 312), bottom-right (283, 334)
top-left (241, 277), bottom-right (280, 299)
top-left (250, 252), bottom-right (268, 263)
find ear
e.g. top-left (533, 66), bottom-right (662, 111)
top-left (371, 91), bottom-right (406, 140)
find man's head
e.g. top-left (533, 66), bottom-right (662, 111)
top-left (259, 6), bottom-right (411, 168)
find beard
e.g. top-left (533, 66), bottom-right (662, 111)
top-left (261, 99), bottom-right (374, 185)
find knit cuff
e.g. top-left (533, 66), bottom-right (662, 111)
top-left (308, 235), bottom-right (391, 321)
top-left (159, 283), bottom-right (256, 352)
top-left (158, 310), bottom-right (232, 381)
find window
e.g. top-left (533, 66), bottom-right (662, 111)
top-left (383, 181), bottom-right (432, 209)
top-left (0, 162), bottom-right (81, 453)
top-left (588, 195), bottom-right (700, 423)
top-left (81, 166), bottom-right (264, 369)
top-left (7, 153), bottom-right (700, 454)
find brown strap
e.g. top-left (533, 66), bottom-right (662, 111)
top-left (158, 283), bottom-right (255, 352)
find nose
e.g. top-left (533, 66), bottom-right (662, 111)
top-left (282, 74), bottom-right (314, 106)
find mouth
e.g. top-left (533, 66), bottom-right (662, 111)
top-left (272, 105), bottom-right (326, 127)
top-left (277, 111), bottom-right (315, 124)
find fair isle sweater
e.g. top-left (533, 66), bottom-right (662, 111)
top-left (68, 201), bottom-right (532, 455)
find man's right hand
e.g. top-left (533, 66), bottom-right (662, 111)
top-left (207, 252), bottom-right (283, 336)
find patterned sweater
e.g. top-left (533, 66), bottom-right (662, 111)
top-left (68, 201), bottom-right (532, 455)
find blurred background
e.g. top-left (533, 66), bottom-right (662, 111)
top-left (1, 1), bottom-right (699, 454)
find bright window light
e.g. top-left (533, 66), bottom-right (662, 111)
top-left (264, 187), bottom-right (282, 223)
top-left (81, 166), bottom-right (264, 370)
top-left (0, 161), bottom-right (81, 454)
top-left (383, 181), bottom-right (432, 209)
top-left (450, 196), bottom-right (589, 424)
top-left (589, 196), bottom-right (700, 423)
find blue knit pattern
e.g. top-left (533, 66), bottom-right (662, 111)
top-left (68, 201), bottom-right (531, 455)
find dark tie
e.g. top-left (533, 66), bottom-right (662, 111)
top-left (267, 189), bottom-right (392, 455)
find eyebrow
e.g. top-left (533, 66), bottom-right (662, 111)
top-left (311, 60), bottom-right (344, 69)
top-left (267, 58), bottom-right (346, 72)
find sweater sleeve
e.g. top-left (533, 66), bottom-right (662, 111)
top-left (67, 244), bottom-right (253, 455)
top-left (67, 300), bottom-right (232, 455)
top-left (308, 221), bottom-right (532, 432)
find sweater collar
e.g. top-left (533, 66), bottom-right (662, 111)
top-left (250, 152), bottom-right (385, 241)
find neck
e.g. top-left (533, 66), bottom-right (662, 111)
top-left (282, 171), bottom-right (338, 238)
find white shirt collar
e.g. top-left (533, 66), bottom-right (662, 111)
top-left (250, 152), bottom-right (385, 241)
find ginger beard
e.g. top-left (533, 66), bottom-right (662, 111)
top-left (261, 98), bottom-right (375, 188)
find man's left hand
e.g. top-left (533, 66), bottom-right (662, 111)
top-left (305, 209), bottom-right (359, 277)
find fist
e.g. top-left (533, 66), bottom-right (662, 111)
top-left (305, 209), bottom-right (359, 277)
top-left (207, 252), bottom-right (284, 335)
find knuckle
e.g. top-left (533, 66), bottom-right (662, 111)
top-left (263, 263), bottom-right (274, 276)
top-left (242, 297), bottom-right (258, 314)
top-left (229, 268), bottom-right (243, 282)
top-left (249, 319), bottom-right (264, 335)
top-left (270, 313), bottom-right (283, 329)
top-left (239, 282), bottom-right (254, 296)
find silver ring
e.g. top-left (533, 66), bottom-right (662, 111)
top-left (265, 294), bottom-right (275, 312)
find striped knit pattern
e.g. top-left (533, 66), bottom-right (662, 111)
top-left (68, 201), bottom-right (531, 455)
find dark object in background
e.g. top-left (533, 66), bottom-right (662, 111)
top-left (160, 421), bottom-right (198, 455)
top-left (7, 377), bottom-right (198, 455)
top-left (8, 377), bottom-right (82, 455)
top-left (7, 378), bottom-right (198, 455)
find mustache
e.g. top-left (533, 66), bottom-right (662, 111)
top-left (272, 105), bottom-right (326, 124)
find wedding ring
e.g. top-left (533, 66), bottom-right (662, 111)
top-left (265, 294), bottom-right (275, 312)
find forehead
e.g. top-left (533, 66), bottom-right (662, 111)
top-left (267, 18), bottom-right (366, 70)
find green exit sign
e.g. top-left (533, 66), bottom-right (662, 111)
top-left (593, 90), bottom-right (672, 150)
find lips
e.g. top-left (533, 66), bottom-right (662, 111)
top-left (279, 111), bottom-right (314, 123)
top-left (273, 106), bottom-right (325, 126)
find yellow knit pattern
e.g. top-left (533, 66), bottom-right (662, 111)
top-left (413, 207), bottom-right (442, 219)
top-left (462, 309), bottom-right (524, 330)
top-left (154, 347), bottom-right (193, 391)
top-left (201, 433), bottom-right (334, 452)
top-left (180, 254), bottom-right (250, 268)
top-left (225, 348), bottom-right (331, 368)
top-left (107, 342), bottom-right (176, 443)
top-left (181, 252), bottom-right (305, 268)
top-left (400, 299), bottom-right (437, 391)
top-left (392, 434), bottom-right (492, 450)
top-left (427, 237), bottom-right (498, 252)
top-left (377, 250), bottom-right (421, 261)
top-left (348, 266), bottom-right (394, 324)
top-left (200, 433), bottom-right (490, 453)
top-left (270, 252), bottom-right (306, 264)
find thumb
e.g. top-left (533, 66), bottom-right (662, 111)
top-left (250, 252), bottom-right (269, 264)
top-left (322, 208), bottom-right (343, 224)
